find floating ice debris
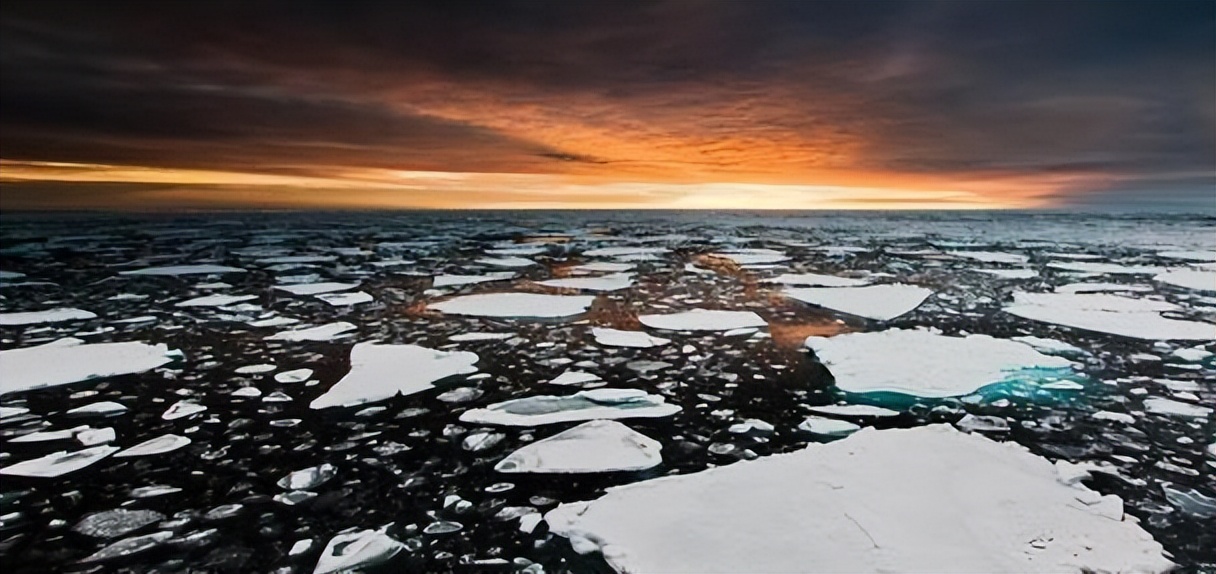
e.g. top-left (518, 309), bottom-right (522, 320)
top-left (176, 294), bottom-right (257, 307)
top-left (278, 463), bottom-right (336, 490)
top-left (1143, 397), bottom-right (1212, 418)
top-left (257, 255), bottom-right (336, 265)
top-left (1157, 250), bottom-right (1216, 262)
top-left (0, 338), bottom-right (178, 396)
top-left (274, 282), bottom-right (359, 295)
top-left (11, 426), bottom-right (89, 443)
top-left (496, 420), bottom-right (662, 473)
top-left (74, 509), bottom-right (165, 538)
top-left (0, 270), bottom-right (26, 279)
top-left (449, 332), bottom-right (515, 342)
top-left (798, 416), bottom-right (860, 436)
top-left (1162, 484), bottom-right (1216, 518)
top-left (235, 363), bottom-right (276, 374)
top-left (477, 256), bottom-right (536, 268)
top-left (76, 427), bottom-right (116, 446)
top-left (1171, 347), bottom-right (1213, 362)
top-left (975, 268), bottom-right (1038, 279)
top-left (544, 425), bottom-right (1173, 574)
top-left (460, 388), bottom-right (680, 426)
top-left (1041, 380), bottom-right (1084, 390)
top-left (948, 251), bottom-right (1029, 264)
top-left (537, 273), bottom-right (635, 292)
top-left (764, 272), bottom-right (868, 287)
top-left (1010, 336), bottom-right (1088, 355)
top-left (266, 321), bottom-right (357, 342)
top-left (162, 401), bottom-right (206, 420)
top-left (316, 291), bottom-right (373, 306)
top-left (310, 343), bottom-right (479, 409)
top-left (0, 307), bottom-right (96, 326)
top-left (807, 329), bottom-right (1074, 398)
top-left (1047, 261), bottom-right (1164, 275)
top-left (592, 327), bottom-right (670, 348)
top-left (785, 283), bottom-right (932, 321)
top-left (437, 386), bottom-right (483, 403)
top-left (1055, 282), bottom-right (1153, 294)
top-left (583, 247), bottom-right (667, 258)
top-left (1004, 292), bottom-right (1216, 340)
top-left (1154, 269), bottom-right (1216, 292)
top-left (424, 521), bottom-right (463, 535)
top-left (232, 386), bottom-right (262, 397)
top-left (247, 315), bottom-right (300, 328)
top-left (626, 360), bottom-right (672, 373)
top-left (1093, 411), bottom-right (1136, 425)
top-left (314, 528), bottom-right (404, 574)
top-left (574, 262), bottom-right (634, 273)
top-left (709, 249), bottom-right (788, 265)
top-left (805, 404), bottom-right (899, 418)
top-left (120, 264), bottom-right (245, 276)
top-left (66, 402), bottom-right (128, 416)
top-left (275, 368), bottom-right (313, 383)
top-left (0, 406), bottom-right (31, 419)
top-left (0, 445), bottom-right (119, 478)
top-left (956, 414), bottom-right (1011, 433)
top-left (432, 272), bottom-right (515, 288)
top-left (115, 434), bottom-right (191, 457)
top-left (430, 293), bottom-right (595, 319)
top-left (463, 431), bottom-right (506, 452)
top-left (80, 531), bottom-right (174, 563)
top-left (549, 371), bottom-right (603, 387)
top-left (638, 309), bottom-right (766, 331)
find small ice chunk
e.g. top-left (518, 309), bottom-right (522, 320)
top-left (449, 332), bottom-right (516, 342)
top-left (0, 338), bottom-right (178, 396)
top-left (1011, 336), bottom-right (1087, 355)
top-left (584, 246), bottom-right (668, 258)
top-left (314, 528), bottom-right (405, 574)
top-left (710, 249), bottom-right (789, 265)
top-left (538, 273), bottom-right (635, 292)
top-left (1154, 270), bottom-right (1216, 292)
top-left (786, 284), bottom-right (932, 321)
top-left (274, 282), bottom-right (359, 296)
top-left (1143, 397), bottom-right (1212, 418)
top-left (67, 401), bottom-right (129, 416)
top-left (1047, 261), bottom-right (1164, 275)
top-left (975, 268), bottom-right (1038, 279)
top-left (162, 401), bottom-right (206, 420)
top-left (76, 427), bottom-right (116, 446)
top-left (278, 463), bottom-right (336, 490)
top-left (175, 294), bottom-right (257, 307)
top-left (764, 273), bottom-right (868, 287)
top-left (0, 445), bottom-right (119, 478)
top-left (477, 256), bottom-right (536, 268)
top-left (1004, 292), bottom-right (1216, 341)
top-left (460, 389), bottom-right (680, 426)
top-left (798, 416), bottom-right (860, 436)
top-left (1055, 282), bottom-right (1153, 294)
top-left (120, 264), bottom-right (245, 276)
top-left (495, 420), bottom-right (662, 473)
top-left (310, 343), bottom-right (479, 409)
top-left (1171, 347), bottom-right (1213, 362)
top-left (316, 291), bottom-right (373, 306)
top-left (1093, 411), bottom-right (1135, 425)
top-left (432, 272), bottom-right (515, 288)
top-left (275, 368), bottom-right (314, 383)
top-left (955, 414), bottom-right (1010, 433)
top-left (0, 308), bottom-right (96, 326)
top-left (948, 251), bottom-right (1029, 265)
top-left (549, 371), bottom-right (603, 387)
top-left (79, 531), bottom-right (173, 563)
top-left (806, 404), bottom-right (900, 418)
top-left (592, 327), bottom-right (670, 348)
top-left (266, 321), bottom-right (357, 342)
top-left (74, 509), bottom-right (165, 538)
top-left (232, 386), bottom-right (262, 397)
top-left (115, 434), bottom-right (191, 457)
top-left (235, 363), bottom-right (276, 374)
top-left (430, 293), bottom-right (595, 319)
top-left (638, 309), bottom-right (766, 331)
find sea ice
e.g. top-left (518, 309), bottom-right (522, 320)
top-left (0, 338), bottom-right (178, 396)
top-left (549, 371), bottom-right (604, 387)
top-left (1143, 397), bottom-right (1212, 418)
top-left (477, 256), bottom-right (536, 268)
top-left (0, 445), bottom-right (120, 478)
top-left (310, 343), bottom-right (479, 409)
top-left (1004, 292), bottom-right (1216, 340)
top-left (785, 284), bottom-right (932, 321)
top-left (449, 332), bottom-right (516, 342)
top-left (274, 282), bottom-right (359, 295)
top-left (313, 528), bottom-right (404, 574)
top-left (583, 247), bottom-right (668, 258)
top-left (764, 272), bottom-right (868, 287)
top-left (544, 425), bottom-right (1173, 574)
top-left (592, 327), bottom-right (670, 348)
top-left (709, 249), bottom-right (789, 265)
top-left (0, 307), bottom-right (96, 326)
top-left (1047, 261), bottom-right (1164, 275)
top-left (948, 251), bottom-right (1029, 264)
top-left (275, 368), bottom-right (314, 383)
top-left (432, 272), bottom-right (514, 288)
top-left (1157, 250), bottom-right (1216, 262)
top-left (975, 268), bottom-right (1038, 279)
top-left (1055, 282), bottom-right (1153, 294)
top-left (806, 329), bottom-right (1074, 398)
top-left (79, 531), bottom-right (174, 563)
top-left (162, 401), bottom-right (206, 420)
top-left (430, 293), bottom-right (595, 319)
top-left (278, 463), bottom-right (336, 490)
top-left (115, 434), bottom-right (191, 457)
top-left (74, 509), bottom-right (165, 538)
top-left (120, 264), bottom-right (245, 276)
top-left (1011, 336), bottom-right (1088, 355)
top-left (637, 309), bottom-right (766, 331)
top-left (798, 416), bottom-right (860, 436)
top-left (537, 273), bottom-right (635, 292)
top-left (316, 291), bottom-right (373, 306)
top-left (460, 388), bottom-right (680, 426)
top-left (1154, 269), bottom-right (1216, 292)
top-left (265, 321), bottom-right (357, 341)
top-left (66, 401), bottom-right (129, 416)
top-left (805, 404), bottom-right (899, 418)
top-left (176, 294), bottom-right (257, 307)
top-left (495, 420), bottom-right (662, 473)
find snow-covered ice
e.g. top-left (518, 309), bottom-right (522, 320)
top-left (1154, 269), bottom-right (1216, 292)
top-left (0, 445), bottom-right (120, 478)
top-left (495, 420), bottom-right (662, 473)
top-left (115, 434), bottom-right (192, 457)
top-left (120, 264), bottom-right (245, 276)
top-left (1004, 292), bottom-right (1216, 340)
top-left (460, 389), bottom-right (680, 426)
top-left (0, 338), bottom-right (178, 396)
top-left (0, 307), bottom-right (96, 325)
top-left (265, 321), bottom-right (357, 342)
top-left (785, 283), bottom-right (932, 321)
top-left (537, 273), bottom-right (635, 292)
top-left (310, 343), bottom-right (479, 409)
top-left (764, 272), bottom-right (868, 287)
top-left (592, 327), bottom-right (670, 348)
top-left (430, 293), bottom-right (595, 319)
top-left (638, 309), bottom-right (766, 331)
top-left (274, 282), bottom-right (359, 295)
top-left (432, 272), bottom-right (514, 288)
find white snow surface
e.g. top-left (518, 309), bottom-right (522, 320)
top-left (430, 293), bottom-right (595, 318)
top-left (1143, 397), bottom-right (1212, 418)
top-left (537, 273), bottom-right (635, 292)
top-left (0, 338), bottom-right (177, 396)
top-left (638, 309), bottom-right (766, 331)
top-left (544, 425), bottom-right (1173, 574)
top-left (432, 272), bottom-right (514, 288)
top-left (764, 272), bottom-right (868, 287)
top-left (708, 249), bottom-right (789, 265)
top-left (265, 322), bottom-right (357, 342)
top-left (1047, 261), bottom-right (1164, 275)
top-left (120, 264), bottom-right (246, 276)
top-left (1154, 269), bottom-right (1216, 292)
top-left (1055, 282), bottom-right (1153, 294)
top-left (310, 343), bottom-right (479, 409)
top-left (316, 291), bottom-right (373, 306)
top-left (0, 445), bottom-right (120, 478)
top-left (1004, 292), bottom-right (1216, 341)
top-left (592, 327), bottom-right (670, 348)
top-left (0, 308), bottom-right (96, 326)
top-left (115, 434), bottom-right (191, 457)
top-left (176, 294), bottom-right (256, 307)
top-left (785, 283), bottom-right (932, 321)
top-left (806, 329), bottom-right (1073, 398)
top-left (460, 388), bottom-right (681, 426)
top-left (948, 251), bottom-right (1029, 264)
top-left (495, 420), bottom-right (662, 473)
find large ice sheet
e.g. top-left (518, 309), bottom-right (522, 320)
top-left (806, 329), bottom-right (1074, 398)
top-left (460, 388), bottom-right (680, 426)
top-left (785, 283), bottom-right (931, 321)
top-left (430, 293), bottom-right (595, 318)
top-left (1004, 292), bottom-right (1216, 340)
top-left (0, 338), bottom-right (178, 396)
top-left (638, 309), bottom-right (766, 331)
top-left (545, 425), bottom-right (1173, 574)
top-left (495, 420), bottom-right (662, 473)
top-left (1154, 269), bottom-right (1216, 292)
top-left (310, 343), bottom-right (479, 409)
top-left (0, 308), bottom-right (96, 326)
top-left (948, 251), bottom-right (1029, 264)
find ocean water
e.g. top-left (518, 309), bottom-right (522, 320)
top-left (0, 211), bottom-right (1212, 572)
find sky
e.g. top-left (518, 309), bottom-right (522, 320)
top-left (1, 0), bottom-right (1213, 211)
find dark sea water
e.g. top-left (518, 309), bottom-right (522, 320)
top-left (0, 211), bottom-right (1212, 573)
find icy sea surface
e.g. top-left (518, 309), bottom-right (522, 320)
top-left (0, 211), bottom-right (1213, 573)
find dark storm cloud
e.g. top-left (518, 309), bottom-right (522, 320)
top-left (1, 0), bottom-right (1213, 208)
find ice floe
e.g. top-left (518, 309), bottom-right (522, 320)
top-left (0, 307), bottom-right (96, 326)
top-left (975, 268), bottom-right (1038, 279)
top-left (805, 404), bottom-right (899, 418)
top-left (1157, 250), bottom-right (1216, 262)
top-left (948, 251), bottom-right (1029, 264)
top-left (449, 332), bottom-right (515, 342)
top-left (0, 445), bottom-right (120, 478)
top-left (432, 272), bottom-right (514, 288)
top-left (785, 283), bottom-right (932, 321)
top-left (460, 388), bottom-right (681, 426)
top-left (162, 401), bottom-right (206, 420)
top-left (176, 294), bottom-right (256, 307)
top-left (537, 273), bottom-right (635, 292)
top-left (115, 434), bottom-right (191, 457)
top-left (592, 327), bottom-right (670, 348)
top-left (430, 293), bottom-right (595, 319)
top-left (310, 343), bottom-right (479, 409)
top-left (274, 282), bottom-right (359, 295)
top-left (583, 247), bottom-right (668, 258)
top-left (0, 338), bottom-right (178, 396)
top-left (1048, 261), bottom-right (1164, 275)
top-left (548, 371), bottom-right (604, 387)
top-left (265, 321), bottom-right (357, 342)
top-left (120, 264), bottom-right (245, 276)
top-left (316, 291), bottom-right (373, 306)
top-left (544, 425), bottom-right (1173, 574)
top-left (1143, 397), bottom-right (1212, 418)
top-left (313, 528), bottom-right (404, 574)
top-left (638, 309), bottom-right (766, 331)
top-left (709, 248), bottom-right (788, 265)
top-left (1154, 269), bottom-right (1216, 292)
top-left (477, 256), bottom-right (536, 268)
top-left (66, 401), bottom-right (129, 416)
top-left (764, 272), bottom-right (868, 287)
top-left (495, 420), bottom-right (662, 473)
top-left (74, 509), bottom-right (165, 538)
top-left (798, 416), bottom-right (860, 436)
top-left (1055, 282), bottom-right (1153, 294)
top-left (806, 329), bottom-right (1074, 398)
top-left (1004, 292), bottom-right (1216, 340)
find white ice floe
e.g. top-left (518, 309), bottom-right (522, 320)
top-left (1157, 250), bottom-right (1216, 262)
top-left (638, 309), bottom-right (766, 332)
top-left (266, 322), bottom-right (357, 342)
top-left (975, 268), bottom-right (1038, 279)
top-left (274, 282), bottom-right (359, 296)
top-left (316, 291), bottom-right (373, 306)
top-left (798, 416), bottom-right (860, 436)
top-left (544, 424), bottom-right (1173, 574)
top-left (1055, 282), bottom-right (1153, 294)
top-left (310, 343), bottom-right (479, 409)
top-left (763, 273), bottom-right (868, 287)
top-left (1171, 347), bottom-right (1213, 362)
top-left (1093, 410), bottom-right (1136, 425)
top-left (449, 332), bottom-right (515, 342)
top-left (0, 270), bottom-right (26, 279)
top-left (0, 307), bottom-right (96, 326)
top-left (0, 338), bottom-right (178, 396)
top-left (584, 247), bottom-right (668, 258)
top-left (592, 327), bottom-right (670, 348)
top-left (495, 420), bottom-right (662, 473)
top-left (1004, 292), bottom-right (1216, 341)
top-left (430, 293), bottom-right (595, 319)
top-left (806, 404), bottom-right (899, 418)
top-left (1143, 397), bottom-right (1212, 418)
top-left (247, 316), bottom-right (300, 328)
top-left (313, 528), bottom-right (404, 574)
top-left (573, 262), bottom-right (634, 273)
top-left (806, 329), bottom-right (1074, 398)
top-left (948, 251), bottom-right (1029, 265)
top-left (548, 371), bottom-right (603, 387)
top-left (1154, 269), bottom-right (1216, 292)
top-left (76, 427), bottom-right (116, 446)
top-left (162, 401), bottom-right (206, 420)
top-left (0, 445), bottom-right (120, 478)
top-left (1011, 336), bottom-right (1088, 355)
top-left (709, 249), bottom-right (789, 265)
top-left (275, 368), bottom-right (314, 383)
top-left (477, 256), bottom-right (536, 268)
top-left (120, 264), bottom-right (245, 276)
top-left (537, 273), bottom-right (635, 292)
top-left (460, 388), bottom-right (681, 426)
top-left (11, 426), bottom-right (90, 443)
top-left (785, 284), bottom-right (932, 321)
top-left (1048, 261), bottom-right (1164, 275)
top-left (176, 294), bottom-right (256, 307)
top-left (115, 434), bottom-right (191, 457)
top-left (432, 272), bottom-right (515, 288)
top-left (235, 364), bottom-right (276, 374)
top-left (67, 401), bottom-right (128, 416)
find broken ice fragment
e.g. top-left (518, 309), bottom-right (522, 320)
top-left (592, 327), bottom-right (670, 348)
top-left (79, 531), bottom-right (174, 563)
top-left (798, 416), bottom-right (860, 436)
top-left (537, 273), bottom-right (635, 292)
top-left (785, 283), bottom-right (931, 321)
top-left (274, 368), bottom-right (314, 383)
top-left (0, 445), bottom-right (119, 478)
top-left (638, 309), bottom-right (766, 331)
top-left (310, 343), bottom-right (479, 409)
top-left (120, 264), bottom-right (245, 276)
top-left (1154, 269), bottom-right (1216, 292)
top-left (1004, 292), bottom-right (1216, 340)
top-left (0, 308), bottom-right (96, 326)
top-left (316, 291), bottom-right (373, 306)
top-left (0, 338), bottom-right (178, 396)
top-left (429, 293), bottom-right (595, 319)
top-left (115, 434), bottom-right (191, 457)
top-left (176, 294), bottom-right (256, 307)
top-left (274, 281), bottom-right (359, 295)
top-left (495, 420), bottom-right (662, 473)
top-left (460, 388), bottom-right (680, 426)
top-left (66, 401), bottom-right (129, 416)
top-left (1143, 397), bottom-right (1212, 418)
top-left (266, 321), bottom-right (357, 342)
top-left (74, 509), bottom-right (165, 538)
top-left (278, 463), bottom-right (336, 490)
top-left (162, 401), bottom-right (207, 420)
